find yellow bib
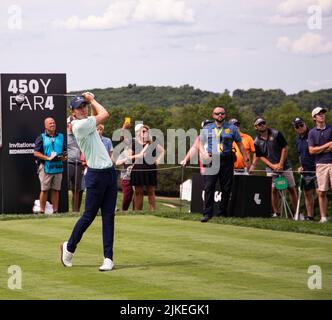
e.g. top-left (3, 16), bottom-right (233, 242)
top-left (214, 128), bottom-right (223, 153)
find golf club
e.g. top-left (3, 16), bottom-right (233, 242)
top-left (14, 93), bottom-right (77, 106)
top-left (294, 174), bottom-right (304, 221)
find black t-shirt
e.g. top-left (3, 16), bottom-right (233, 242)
top-left (132, 139), bottom-right (157, 166)
top-left (295, 129), bottom-right (316, 171)
top-left (254, 128), bottom-right (291, 170)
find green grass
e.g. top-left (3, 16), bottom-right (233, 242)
top-left (0, 214), bottom-right (331, 299)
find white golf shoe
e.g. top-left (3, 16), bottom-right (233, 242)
top-left (99, 258), bottom-right (114, 271)
top-left (60, 242), bottom-right (73, 267)
top-left (319, 217), bottom-right (328, 223)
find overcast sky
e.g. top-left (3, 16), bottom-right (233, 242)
top-left (1, 0), bottom-right (332, 94)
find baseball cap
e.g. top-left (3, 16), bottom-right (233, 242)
top-left (292, 117), bottom-right (304, 126)
top-left (135, 123), bottom-right (144, 132)
top-left (229, 118), bottom-right (240, 126)
top-left (311, 107), bottom-right (327, 117)
top-left (69, 96), bottom-right (86, 110)
top-left (254, 117), bottom-right (265, 126)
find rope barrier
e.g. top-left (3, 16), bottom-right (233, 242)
top-left (114, 165), bottom-right (182, 172)
top-left (237, 169), bottom-right (316, 174)
top-left (113, 165), bottom-right (316, 174)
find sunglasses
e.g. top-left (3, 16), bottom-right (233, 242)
top-left (295, 123), bottom-right (304, 129)
top-left (256, 121), bottom-right (266, 127)
top-left (214, 112), bottom-right (226, 116)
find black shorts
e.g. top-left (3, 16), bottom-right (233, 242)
top-left (302, 174), bottom-right (318, 191)
top-left (130, 164), bottom-right (157, 187)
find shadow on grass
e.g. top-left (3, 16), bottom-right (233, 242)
top-left (69, 260), bottom-right (196, 271)
top-left (114, 260), bottom-right (197, 270)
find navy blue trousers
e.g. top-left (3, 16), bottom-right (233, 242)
top-left (67, 166), bottom-right (118, 259)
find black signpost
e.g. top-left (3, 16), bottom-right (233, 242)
top-left (0, 73), bottom-right (68, 213)
top-left (190, 173), bottom-right (272, 218)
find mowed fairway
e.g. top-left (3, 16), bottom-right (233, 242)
top-left (0, 215), bottom-right (331, 299)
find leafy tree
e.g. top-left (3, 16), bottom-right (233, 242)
top-left (263, 101), bottom-right (308, 169)
top-left (67, 85), bottom-right (331, 197)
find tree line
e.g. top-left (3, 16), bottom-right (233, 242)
top-left (69, 86), bottom-right (332, 196)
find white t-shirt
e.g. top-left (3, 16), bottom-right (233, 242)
top-left (72, 116), bottom-right (113, 169)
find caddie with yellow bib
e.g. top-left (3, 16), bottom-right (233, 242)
top-left (199, 106), bottom-right (250, 222)
top-left (34, 117), bottom-right (67, 214)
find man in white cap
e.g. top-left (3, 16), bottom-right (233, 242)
top-left (308, 107), bottom-right (332, 223)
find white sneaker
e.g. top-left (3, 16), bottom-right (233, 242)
top-left (99, 258), bottom-right (114, 271)
top-left (60, 242), bottom-right (73, 267)
top-left (319, 217), bottom-right (328, 223)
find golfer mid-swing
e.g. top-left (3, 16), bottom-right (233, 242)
top-left (61, 92), bottom-right (117, 271)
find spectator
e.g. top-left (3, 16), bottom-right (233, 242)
top-left (308, 107), bottom-right (332, 223)
top-left (116, 146), bottom-right (134, 211)
top-left (61, 92), bottom-right (117, 272)
top-left (34, 117), bottom-right (67, 214)
top-left (180, 119), bottom-right (213, 174)
top-left (97, 124), bottom-right (113, 159)
top-left (67, 116), bottom-right (85, 212)
top-left (199, 106), bottom-right (250, 222)
top-left (293, 117), bottom-right (318, 221)
top-left (115, 120), bottom-right (135, 211)
top-left (129, 124), bottom-right (165, 211)
top-left (253, 117), bottom-right (298, 217)
top-left (80, 153), bottom-right (87, 207)
top-left (228, 118), bottom-right (256, 173)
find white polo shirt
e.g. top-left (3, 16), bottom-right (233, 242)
top-left (72, 116), bottom-right (113, 169)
